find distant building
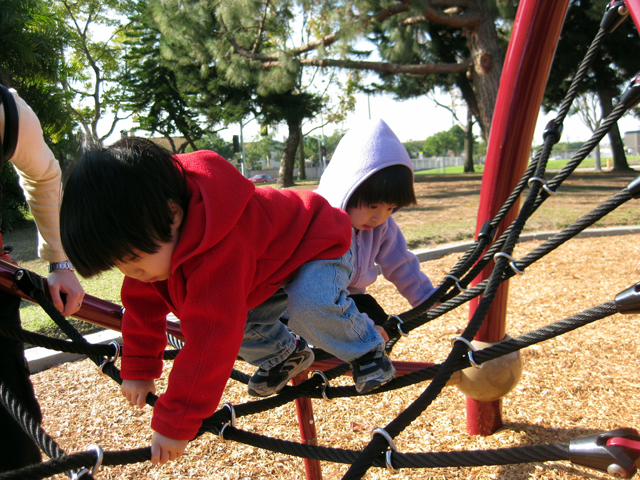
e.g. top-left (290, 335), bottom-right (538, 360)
top-left (624, 130), bottom-right (640, 155)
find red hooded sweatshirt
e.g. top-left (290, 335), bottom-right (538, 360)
top-left (119, 151), bottom-right (352, 440)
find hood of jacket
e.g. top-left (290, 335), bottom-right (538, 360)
top-left (171, 150), bottom-right (255, 271)
top-left (316, 118), bottom-right (413, 210)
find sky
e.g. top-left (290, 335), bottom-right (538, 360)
top-left (211, 91), bottom-right (640, 149)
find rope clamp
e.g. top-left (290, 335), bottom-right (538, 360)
top-left (527, 176), bottom-right (558, 196)
top-left (621, 72), bottom-right (640, 109)
top-left (312, 370), bottom-right (332, 401)
top-left (451, 337), bottom-right (482, 369)
top-left (601, 0), bottom-right (629, 33)
top-left (569, 428), bottom-right (640, 478)
top-left (614, 283), bottom-right (640, 314)
top-left (443, 275), bottom-right (468, 292)
top-left (494, 252), bottom-right (525, 275)
top-left (388, 315), bottom-right (409, 337)
top-left (371, 427), bottom-right (399, 474)
top-left (98, 341), bottom-right (121, 375)
top-left (219, 403), bottom-right (236, 441)
top-left (71, 444), bottom-right (103, 479)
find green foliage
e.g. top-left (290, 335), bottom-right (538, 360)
top-left (244, 134), bottom-right (282, 170)
top-left (0, 163), bottom-right (29, 231)
top-left (402, 140), bottom-right (424, 158)
top-left (422, 125), bottom-right (466, 157)
top-left (193, 133), bottom-right (236, 161)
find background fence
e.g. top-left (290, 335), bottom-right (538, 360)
top-left (246, 155), bottom-right (486, 180)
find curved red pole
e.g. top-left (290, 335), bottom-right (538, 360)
top-left (467, 0), bottom-right (570, 435)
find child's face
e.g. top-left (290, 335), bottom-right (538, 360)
top-left (114, 203), bottom-right (182, 283)
top-left (114, 238), bottom-right (177, 283)
top-left (346, 202), bottom-right (396, 231)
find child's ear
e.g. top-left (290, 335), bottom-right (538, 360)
top-left (168, 200), bottom-right (183, 227)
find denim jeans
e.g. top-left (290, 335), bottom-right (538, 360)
top-left (239, 247), bottom-right (385, 370)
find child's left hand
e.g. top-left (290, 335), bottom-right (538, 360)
top-left (150, 431), bottom-right (189, 464)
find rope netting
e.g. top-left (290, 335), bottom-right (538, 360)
top-left (2, 4), bottom-right (640, 480)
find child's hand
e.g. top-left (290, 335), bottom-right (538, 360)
top-left (121, 379), bottom-right (156, 408)
top-left (374, 325), bottom-right (389, 343)
top-left (150, 431), bottom-right (188, 465)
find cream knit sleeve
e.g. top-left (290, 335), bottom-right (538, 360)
top-left (7, 89), bottom-right (66, 263)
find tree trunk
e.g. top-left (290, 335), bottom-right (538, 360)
top-left (594, 144), bottom-right (602, 171)
top-left (298, 133), bottom-right (307, 180)
top-left (460, 0), bottom-right (503, 141)
top-left (278, 119), bottom-right (300, 187)
top-left (464, 108), bottom-right (475, 173)
top-left (599, 87), bottom-right (631, 171)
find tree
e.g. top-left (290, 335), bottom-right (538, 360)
top-left (55, 0), bottom-right (136, 146)
top-left (216, 0), bottom-right (507, 141)
top-left (0, 0), bottom-right (75, 227)
top-left (423, 125), bottom-right (466, 157)
top-left (571, 93), bottom-right (604, 170)
top-left (121, 0), bottom-right (203, 152)
top-left (258, 91), bottom-right (324, 187)
top-left (543, 0), bottom-right (640, 171)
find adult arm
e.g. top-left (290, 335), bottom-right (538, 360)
top-left (3, 89), bottom-right (84, 315)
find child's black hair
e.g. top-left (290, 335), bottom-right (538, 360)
top-left (345, 164), bottom-right (416, 210)
top-left (60, 137), bottom-right (189, 278)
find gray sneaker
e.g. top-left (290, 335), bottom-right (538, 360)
top-left (247, 337), bottom-right (315, 397)
top-left (350, 349), bottom-right (396, 394)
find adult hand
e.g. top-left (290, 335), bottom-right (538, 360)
top-left (150, 432), bottom-right (189, 465)
top-left (121, 378), bottom-right (156, 408)
top-left (47, 269), bottom-right (85, 316)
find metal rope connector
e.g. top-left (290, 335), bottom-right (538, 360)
top-left (494, 252), bottom-right (525, 275)
top-left (219, 403), bottom-right (236, 441)
top-left (542, 119), bottom-right (563, 144)
top-left (443, 275), bottom-right (468, 292)
top-left (614, 283), bottom-right (640, 314)
top-left (371, 428), bottom-right (399, 474)
top-left (98, 341), bottom-right (121, 375)
top-left (70, 444), bottom-right (103, 480)
top-left (527, 177), bottom-right (558, 196)
top-left (569, 428), bottom-right (640, 478)
top-left (451, 337), bottom-right (482, 369)
top-left (621, 72), bottom-right (640, 109)
top-left (387, 314), bottom-right (408, 337)
top-left (600, 0), bottom-right (629, 33)
top-left (312, 370), bottom-right (332, 401)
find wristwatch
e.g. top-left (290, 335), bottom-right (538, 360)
top-left (48, 261), bottom-right (75, 273)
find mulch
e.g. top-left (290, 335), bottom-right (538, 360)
top-left (28, 233), bottom-right (640, 480)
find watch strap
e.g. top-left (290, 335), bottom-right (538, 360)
top-left (49, 261), bottom-right (74, 273)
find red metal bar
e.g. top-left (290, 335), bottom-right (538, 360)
top-left (292, 372), bottom-right (323, 480)
top-left (467, 0), bottom-right (570, 435)
top-left (626, 0), bottom-right (640, 31)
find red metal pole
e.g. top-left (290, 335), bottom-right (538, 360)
top-left (466, 0), bottom-right (569, 435)
top-left (292, 372), bottom-right (323, 480)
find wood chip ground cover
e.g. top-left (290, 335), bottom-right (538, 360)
top-left (31, 233), bottom-right (640, 479)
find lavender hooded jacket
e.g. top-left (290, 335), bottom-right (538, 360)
top-left (316, 118), bottom-right (435, 307)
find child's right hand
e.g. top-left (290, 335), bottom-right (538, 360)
top-left (151, 431), bottom-right (189, 465)
top-left (374, 325), bottom-right (389, 343)
top-left (121, 378), bottom-right (156, 408)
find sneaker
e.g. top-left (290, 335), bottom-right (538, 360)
top-left (247, 337), bottom-right (315, 397)
top-left (350, 349), bottom-right (396, 394)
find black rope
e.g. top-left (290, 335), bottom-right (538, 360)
top-left (0, 448), bottom-right (150, 480)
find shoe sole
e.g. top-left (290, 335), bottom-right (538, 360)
top-left (247, 350), bottom-right (315, 397)
top-left (355, 363), bottom-right (396, 394)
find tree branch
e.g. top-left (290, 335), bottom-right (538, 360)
top-left (264, 57), bottom-right (471, 75)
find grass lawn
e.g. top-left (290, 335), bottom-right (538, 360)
top-left (7, 163), bottom-right (640, 339)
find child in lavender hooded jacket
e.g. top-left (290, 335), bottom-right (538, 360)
top-left (316, 118), bottom-right (436, 326)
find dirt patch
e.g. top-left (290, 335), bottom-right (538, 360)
top-left (30, 232), bottom-right (640, 479)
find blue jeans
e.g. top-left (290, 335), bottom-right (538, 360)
top-left (239, 248), bottom-right (385, 370)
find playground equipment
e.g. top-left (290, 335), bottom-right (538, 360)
top-left (3, 0), bottom-right (640, 478)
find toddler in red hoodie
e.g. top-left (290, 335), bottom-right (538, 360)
top-left (60, 137), bottom-right (395, 464)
